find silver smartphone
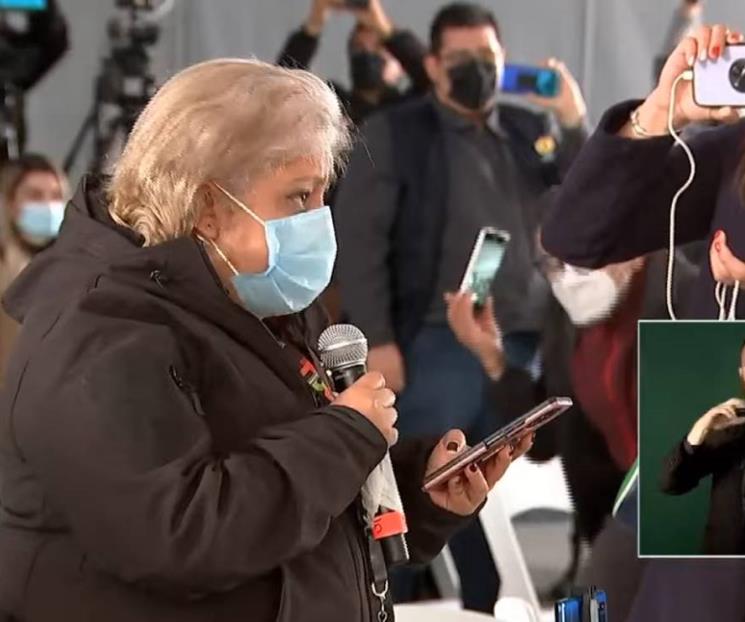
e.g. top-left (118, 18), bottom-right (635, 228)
top-left (422, 397), bottom-right (573, 492)
top-left (693, 44), bottom-right (745, 107)
top-left (459, 227), bottom-right (511, 308)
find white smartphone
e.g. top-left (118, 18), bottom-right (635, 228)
top-left (459, 227), bottom-right (511, 308)
top-left (693, 44), bottom-right (745, 107)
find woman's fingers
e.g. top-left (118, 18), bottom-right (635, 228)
top-left (710, 24), bottom-right (728, 60)
top-left (680, 35), bottom-right (698, 67)
top-left (511, 432), bottom-right (534, 461)
top-left (726, 30), bottom-right (745, 45)
top-left (696, 26), bottom-right (712, 63)
top-left (482, 447), bottom-right (513, 488)
top-left (463, 463), bottom-right (489, 506)
top-left (374, 387), bottom-right (397, 409)
top-left (711, 107), bottom-right (738, 124)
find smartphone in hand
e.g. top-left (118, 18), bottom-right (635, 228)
top-left (460, 227), bottom-right (510, 309)
top-left (502, 64), bottom-right (560, 98)
top-left (693, 44), bottom-right (745, 107)
top-left (422, 397), bottom-right (573, 492)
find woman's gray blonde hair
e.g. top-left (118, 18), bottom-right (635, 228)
top-left (108, 58), bottom-right (352, 246)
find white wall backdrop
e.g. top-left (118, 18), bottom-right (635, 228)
top-left (24, 0), bottom-right (745, 182)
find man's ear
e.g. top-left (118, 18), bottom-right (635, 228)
top-left (424, 53), bottom-right (441, 86)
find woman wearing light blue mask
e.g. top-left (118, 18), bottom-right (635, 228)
top-left (0, 152), bottom-right (68, 380)
top-left (0, 59), bottom-right (530, 622)
top-left (195, 180), bottom-right (337, 319)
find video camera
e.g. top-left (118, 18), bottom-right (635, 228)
top-left (99, 0), bottom-right (159, 120)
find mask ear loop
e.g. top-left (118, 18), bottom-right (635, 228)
top-left (729, 281), bottom-right (741, 320)
top-left (665, 70), bottom-right (696, 321)
top-left (194, 233), bottom-right (240, 276)
top-left (212, 182), bottom-right (266, 226)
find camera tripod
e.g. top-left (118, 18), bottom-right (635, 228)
top-left (0, 79), bottom-right (22, 162)
top-left (63, 3), bottom-right (158, 175)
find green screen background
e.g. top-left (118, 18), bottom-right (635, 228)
top-left (639, 321), bottom-right (745, 556)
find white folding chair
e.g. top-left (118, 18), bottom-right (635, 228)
top-left (393, 603), bottom-right (496, 622)
top-left (479, 456), bottom-right (572, 622)
top-left (430, 545), bottom-right (461, 602)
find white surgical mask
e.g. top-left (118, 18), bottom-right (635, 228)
top-left (551, 265), bottom-right (622, 327)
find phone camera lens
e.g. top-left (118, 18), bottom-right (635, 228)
top-left (729, 59), bottom-right (745, 93)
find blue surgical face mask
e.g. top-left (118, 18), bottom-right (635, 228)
top-left (16, 200), bottom-right (66, 243)
top-left (205, 183), bottom-right (337, 319)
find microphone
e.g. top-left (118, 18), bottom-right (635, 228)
top-left (318, 324), bottom-right (409, 567)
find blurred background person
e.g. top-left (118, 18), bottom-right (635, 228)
top-left (335, 1), bottom-right (588, 611)
top-left (542, 21), bottom-right (745, 622)
top-left (277, 0), bottom-right (431, 321)
top-left (540, 246), bottom-right (697, 621)
top-left (654, 0), bottom-right (703, 83)
top-left (277, 0), bottom-right (429, 127)
top-left (0, 0), bottom-right (68, 160)
top-left (0, 153), bottom-right (67, 382)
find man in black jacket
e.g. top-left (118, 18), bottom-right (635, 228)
top-left (277, 0), bottom-right (429, 127)
top-left (660, 342), bottom-right (745, 554)
top-left (0, 0), bottom-right (68, 159)
top-left (335, 1), bottom-right (589, 611)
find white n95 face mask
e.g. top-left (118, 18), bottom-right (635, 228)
top-left (551, 265), bottom-right (622, 327)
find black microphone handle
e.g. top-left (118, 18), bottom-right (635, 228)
top-left (329, 364), bottom-right (367, 392)
top-left (328, 362), bottom-right (410, 567)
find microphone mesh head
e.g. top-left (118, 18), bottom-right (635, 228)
top-left (317, 324), bottom-right (368, 370)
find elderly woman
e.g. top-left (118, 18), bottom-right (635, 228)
top-left (0, 60), bottom-right (529, 622)
top-left (0, 154), bottom-right (68, 381)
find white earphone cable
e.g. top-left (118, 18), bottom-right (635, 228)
top-left (716, 281), bottom-right (727, 320)
top-left (729, 281), bottom-right (741, 320)
top-left (665, 70), bottom-right (695, 321)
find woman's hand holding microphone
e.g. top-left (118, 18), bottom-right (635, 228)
top-left (629, 24), bottom-right (745, 138)
top-left (334, 371), bottom-right (399, 447)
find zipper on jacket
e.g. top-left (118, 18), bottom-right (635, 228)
top-left (169, 366), bottom-right (207, 417)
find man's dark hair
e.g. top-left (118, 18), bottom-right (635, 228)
top-left (430, 3), bottom-right (501, 54)
top-left (741, 338), bottom-right (745, 354)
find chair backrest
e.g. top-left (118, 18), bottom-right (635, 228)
top-left (479, 456), bottom-right (573, 617)
top-left (430, 546), bottom-right (461, 601)
top-left (480, 484), bottom-right (541, 610)
top-left (496, 456), bottom-right (572, 518)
